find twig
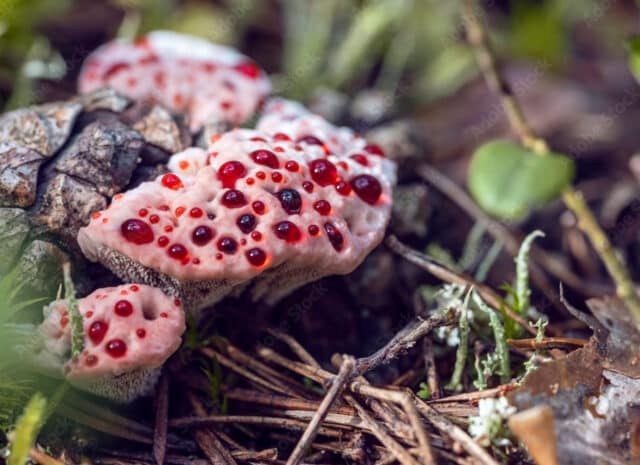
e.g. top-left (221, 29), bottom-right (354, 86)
top-left (461, 0), bottom-right (640, 326)
top-left (29, 448), bottom-right (65, 465)
top-left (153, 372), bottom-right (169, 465)
top-left (386, 235), bottom-right (537, 335)
top-left (286, 357), bottom-right (355, 465)
top-left (506, 337), bottom-right (587, 350)
top-left (188, 393), bottom-right (238, 465)
top-left (267, 329), bottom-right (322, 368)
top-left (223, 389), bottom-right (354, 416)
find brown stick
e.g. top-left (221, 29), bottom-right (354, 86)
top-left (189, 393), bottom-right (238, 465)
top-left (153, 372), bottom-right (169, 465)
top-left (267, 329), bottom-right (322, 368)
top-left (506, 337), bottom-right (587, 350)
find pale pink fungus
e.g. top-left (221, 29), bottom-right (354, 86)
top-left (78, 31), bottom-right (271, 132)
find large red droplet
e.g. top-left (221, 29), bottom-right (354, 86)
top-left (350, 174), bottom-right (382, 205)
top-left (273, 221), bottom-right (302, 243)
top-left (324, 222), bottom-right (344, 251)
top-left (217, 161), bottom-right (246, 188)
top-left (168, 243), bottom-right (189, 260)
top-left (88, 321), bottom-right (108, 345)
top-left (221, 189), bottom-right (248, 208)
top-left (250, 149), bottom-right (280, 169)
top-left (276, 189), bottom-right (302, 214)
top-left (237, 214), bottom-right (257, 233)
top-left (246, 248), bottom-right (267, 266)
top-left (105, 339), bottom-right (127, 358)
top-left (234, 61), bottom-right (261, 79)
top-left (217, 237), bottom-right (238, 254)
top-left (192, 226), bottom-right (214, 246)
top-left (114, 300), bottom-right (133, 317)
top-left (161, 173), bottom-right (184, 190)
top-left (121, 219), bottom-right (154, 245)
top-left (309, 159), bottom-right (338, 186)
top-left (313, 200), bottom-right (331, 215)
top-left (363, 143), bottom-right (385, 157)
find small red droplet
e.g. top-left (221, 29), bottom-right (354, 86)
top-left (217, 161), bottom-right (246, 188)
top-left (285, 161), bottom-right (299, 172)
top-left (130, 285), bottom-right (139, 292)
top-left (246, 177), bottom-right (255, 185)
top-left (164, 225), bottom-right (173, 233)
top-left (350, 154), bottom-right (369, 166)
top-left (309, 159), bottom-right (338, 186)
top-left (86, 354), bottom-right (98, 366)
top-left (217, 237), bottom-right (238, 254)
top-left (121, 219), bottom-right (154, 244)
top-left (234, 61), bottom-right (261, 79)
top-left (175, 206), bottom-right (186, 217)
top-left (250, 150), bottom-right (280, 169)
top-left (149, 214), bottom-right (160, 224)
top-left (160, 312), bottom-right (168, 318)
top-left (168, 243), bottom-right (189, 260)
top-left (86, 311), bottom-right (94, 318)
top-left (297, 135), bottom-right (324, 146)
top-left (363, 143), bottom-right (385, 157)
top-left (335, 181), bottom-right (352, 195)
top-left (60, 316), bottom-right (69, 328)
top-left (274, 146), bottom-right (285, 153)
top-left (251, 231), bottom-right (262, 241)
top-left (192, 225), bottom-right (214, 246)
top-left (252, 201), bottom-right (266, 215)
top-left (105, 339), bottom-right (127, 358)
top-left (313, 200), bottom-right (331, 215)
top-left (338, 161), bottom-right (349, 171)
top-left (250, 136), bottom-right (267, 142)
top-left (273, 221), bottom-right (302, 242)
top-left (350, 174), bottom-right (382, 205)
top-left (302, 181), bottom-right (314, 193)
top-left (324, 222), bottom-right (344, 251)
top-left (190, 207), bottom-right (203, 218)
top-left (272, 171), bottom-right (283, 182)
top-left (256, 171), bottom-right (266, 180)
top-left (178, 160), bottom-right (190, 170)
top-left (221, 189), bottom-right (248, 208)
top-left (114, 300), bottom-right (133, 317)
top-left (161, 173), bottom-right (183, 190)
top-left (158, 236), bottom-right (169, 247)
top-left (88, 321), bottom-right (108, 345)
top-left (159, 205), bottom-right (170, 211)
top-left (136, 329), bottom-right (146, 338)
top-left (273, 133), bottom-right (291, 141)
top-left (193, 257), bottom-right (201, 264)
top-left (174, 298), bottom-right (181, 307)
top-left (138, 208), bottom-right (148, 217)
top-left (215, 253), bottom-right (223, 260)
top-left (308, 225), bottom-right (320, 236)
top-left (246, 248), bottom-right (267, 266)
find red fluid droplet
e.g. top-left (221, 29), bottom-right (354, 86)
top-left (363, 143), bottom-right (385, 157)
top-left (237, 214), bottom-right (257, 233)
top-left (174, 298), bottom-right (181, 307)
top-left (250, 149), bottom-right (280, 169)
top-left (302, 181), bottom-right (314, 193)
top-left (138, 208), bottom-right (148, 217)
top-left (88, 321), bottom-right (108, 345)
top-left (121, 219), bottom-right (154, 244)
top-left (86, 311), bottom-right (94, 318)
top-left (277, 189), bottom-right (302, 214)
top-left (104, 62), bottom-right (129, 79)
top-left (246, 248), bottom-right (267, 266)
top-left (158, 236), bottom-right (169, 247)
top-left (350, 154), bottom-right (369, 166)
top-left (250, 136), bottom-right (267, 142)
top-left (130, 285), bottom-right (139, 292)
top-left (217, 161), bottom-right (246, 188)
top-left (274, 146), bottom-right (285, 153)
top-left (234, 61), bottom-right (261, 79)
top-left (193, 257), bottom-right (200, 264)
top-left (309, 159), bottom-right (338, 186)
top-left (136, 328), bottom-right (146, 338)
top-left (246, 177), bottom-right (255, 185)
top-left (297, 135), bottom-right (324, 146)
top-left (114, 300), bottom-right (133, 317)
top-left (252, 200), bottom-right (266, 215)
top-left (192, 226), bottom-right (214, 246)
top-left (350, 174), bottom-right (382, 205)
top-left (313, 200), bottom-right (331, 215)
top-left (221, 189), bottom-right (248, 208)
top-left (164, 225), bottom-right (173, 233)
top-left (335, 181), bottom-right (352, 195)
top-left (273, 133), bottom-right (291, 141)
top-left (159, 205), bottom-right (170, 211)
top-left (273, 221), bottom-right (302, 243)
top-left (175, 206), bottom-right (186, 217)
top-left (338, 161), bottom-right (349, 171)
top-left (168, 243), bottom-right (189, 260)
top-left (149, 214), bottom-right (160, 224)
top-left (86, 354), bottom-right (98, 367)
top-left (161, 173), bottom-right (184, 190)
top-left (324, 222), bottom-right (344, 251)
top-left (105, 339), bottom-right (127, 358)
top-left (217, 237), bottom-right (238, 254)
top-left (251, 231), bottom-right (262, 241)
top-left (190, 207), bottom-right (203, 218)
top-left (308, 224), bottom-right (320, 236)
top-left (271, 171), bottom-right (283, 182)
top-left (160, 312), bottom-right (168, 318)
top-left (215, 253), bottom-right (223, 260)
top-left (285, 160), bottom-right (299, 172)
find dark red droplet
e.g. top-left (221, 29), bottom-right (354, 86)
top-left (350, 154), bottom-right (369, 166)
top-left (271, 171), bottom-right (283, 183)
top-left (252, 200), bottom-right (266, 215)
top-left (335, 181), bottom-right (352, 195)
top-left (309, 159), bottom-right (338, 186)
top-left (251, 231), bottom-right (262, 241)
top-left (192, 226), bottom-right (214, 246)
top-left (250, 149), bottom-right (280, 169)
top-left (86, 354), bottom-right (98, 367)
top-left (308, 225), bottom-right (320, 236)
top-left (234, 61), bottom-right (261, 79)
top-left (168, 243), bottom-right (189, 260)
top-left (217, 237), bottom-right (238, 254)
top-left (324, 222), bottom-right (344, 251)
top-left (121, 219), bottom-right (154, 244)
top-left (138, 208), bottom-right (148, 217)
top-left (149, 214), bottom-right (160, 224)
top-left (246, 248), bottom-right (267, 266)
top-left (276, 189), bottom-right (302, 214)
top-left (350, 174), bottom-right (382, 205)
top-left (273, 221), bottom-right (302, 243)
top-left (136, 328), bottom-right (146, 338)
top-left (217, 161), bottom-right (246, 188)
top-left (105, 339), bottom-right (127, 358)
top-left (157, 236), bottom-right (169, 247)
top-left (161, 173), bottom-right (183, 190)
top-left (237, 214), bottom-right (257, 233)
top-left (88, 321), bottom-right (108, 345)
top-left (297, 135), bottom-right (324, 146)
top-left (221, 189), bottom-right (248, 208)
top-left (256, 171), bottom-right (266, 180)
top-left (189, 207), bottom-right (203, 218)
top-left (313, 200), bottom-right (331, 215)
top-left (285, 161), bottom-right (299, 172)
top-left (363, 143), bottom-right (385, 157)
top-left (114, 300), bottom-right (133, 317)
top-left (302, 181), bottom-right (314, 193)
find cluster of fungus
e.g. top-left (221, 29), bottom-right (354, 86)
top-left (78, 99), bottom-right (396, 309)
top-left (78, 30), bottom-right (271, 132)
top-left (36, 284), bottom-right (185, 402)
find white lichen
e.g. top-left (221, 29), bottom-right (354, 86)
top-left (468, 397), bottom-right (516, 446)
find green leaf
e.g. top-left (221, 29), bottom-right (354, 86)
top-left (628, 36), bottom-right (640, 83)
top-left (468, 140), bottom-right (574, 221)
top-left (8, 392), bottom-right (47, 465)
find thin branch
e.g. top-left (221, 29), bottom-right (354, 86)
top-left (153, 372), bottom-right (169, 465)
